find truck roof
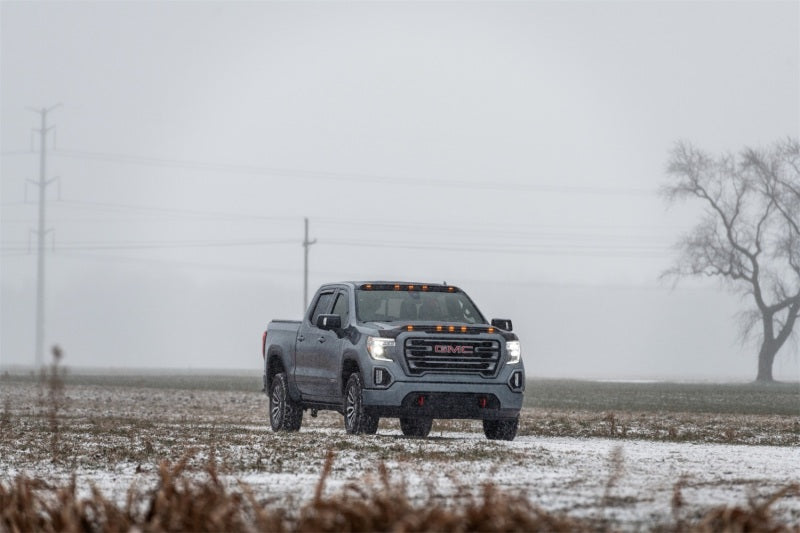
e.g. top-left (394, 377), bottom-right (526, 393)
top-left (324, 281), bottom-right (458, 289)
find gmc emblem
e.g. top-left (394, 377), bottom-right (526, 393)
top-left (434, 345), bottom-right (474, 354)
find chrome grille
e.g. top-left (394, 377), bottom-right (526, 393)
top-left (404, 338), bottom-right (501, 376)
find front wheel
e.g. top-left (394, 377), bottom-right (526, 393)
top-left (400, 417), bottom-right (433, 438)
top-left (483, 417), bottom-right (519, 441)
top-left (343, 373), bottom-right (379, 435)
top-left (269, 373), bottom-right (303, 431)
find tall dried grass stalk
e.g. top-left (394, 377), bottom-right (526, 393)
top-left (1, 452), bottom-right (797, 532)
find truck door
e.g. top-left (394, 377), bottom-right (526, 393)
top-left (316, 289), bottom-right (349, 400)
top-left (294, 289), bottom-right (336, 398)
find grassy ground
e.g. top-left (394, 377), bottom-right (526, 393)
top-left (0, 371), bottom-right (797, 461)
top-left (2, 370), bottom-right (798, 447)
top-left (4, 370), bottom-right (798, 414)
top-left (523, 379), bottom-right (800, 415)
top-left (1, 370), bottom-right (798, 530)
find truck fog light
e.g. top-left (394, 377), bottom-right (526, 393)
top-left (508, 370), bottom-right (524, 391)
top-left (373, 367), bottom-right (392, 387)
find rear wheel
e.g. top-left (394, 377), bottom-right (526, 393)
top-left (483, 417), bottom-right (519, 441)
top-left (400, 417), bottom-right (433, 438)
top-left (343, 373), bottom-right (379, 434)
top-left (269, 373), bottom-right (303, 431)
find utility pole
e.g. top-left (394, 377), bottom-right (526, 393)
top-left (27, 104), bottom-right (60, 369)
top-left (302, 217), bottom-right (317, 312)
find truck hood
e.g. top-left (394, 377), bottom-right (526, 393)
top-left (364, 322), bottom-right (401, 330)
top-left (365, 321), bottom-right (476, 330)
top-left (363, 321), bottom-right (517, 340)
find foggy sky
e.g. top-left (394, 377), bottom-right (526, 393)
top-left (1, 1), bottom-right (799, 380)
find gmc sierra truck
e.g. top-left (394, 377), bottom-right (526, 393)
top-left (261, 282), bottom-right (525, 440)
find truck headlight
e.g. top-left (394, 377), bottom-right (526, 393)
top-left (367, 336), bottom-right (395, 361)
top-left (506, 341), bottom-right (521, 364)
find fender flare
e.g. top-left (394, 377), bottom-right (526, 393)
top-left (265, 346), bottom-right (302, 402)
top-left (339, 350), bottom-right (362, 395)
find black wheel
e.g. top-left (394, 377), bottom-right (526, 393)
top-left (400, 417), bottom-right (433, 438)
top-left (343, 373), bottom-right (379, 434)
top-left (269, 372), bottom-right (303, 431)
top-left (483, 417), bottom-right (519, 441)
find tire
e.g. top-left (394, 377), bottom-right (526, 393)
top-left (269, 372), bottom-right (303, 431)
top-left (483, 417), bottom-right (519, 441)
top-left (399, 417), bottom-right (433, 438)
top-left (343, 373), bottom-right (379, 434)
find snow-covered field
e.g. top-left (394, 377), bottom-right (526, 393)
top-left (1, 379), bottom-right (798, 529)
top-left (244, 429), bottom-right (800, 528)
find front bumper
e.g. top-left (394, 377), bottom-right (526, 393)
top-left (362, 380), bottom-right (523, 420)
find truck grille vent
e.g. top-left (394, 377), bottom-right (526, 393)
top-left (403, 338), bottom-right (501, 376)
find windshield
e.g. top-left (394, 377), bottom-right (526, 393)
top-left (355, 289), bottom-right (486, 324)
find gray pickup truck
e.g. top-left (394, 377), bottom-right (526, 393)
top-left (261, 282), bottom-right (525, 440)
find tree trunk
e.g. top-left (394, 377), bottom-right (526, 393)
top-left (755, 340), bottom-right (778, 382)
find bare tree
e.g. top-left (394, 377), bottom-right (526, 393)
top-left (663, 138), bottom-right (800, 382)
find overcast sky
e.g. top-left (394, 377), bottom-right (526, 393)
top-left (1, 1), bottom-right (798, 380)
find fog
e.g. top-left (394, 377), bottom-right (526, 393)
top-left (1, 1), bottom-right (798, 381)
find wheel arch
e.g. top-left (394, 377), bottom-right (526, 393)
top-left (340, 354), bottom-right (361, 395)
top-left (266, 347), bottom-right (287, 394)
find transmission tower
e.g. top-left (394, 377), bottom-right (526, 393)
top-left (27, 104), bottom-right (60, 368)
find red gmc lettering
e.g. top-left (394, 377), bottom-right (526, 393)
top-left (434, 345), bottom-right (474, 354)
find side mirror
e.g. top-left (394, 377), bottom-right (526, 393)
top-left (316, 314), bottom-right (342, 330)
top-left (491, 318), bottom-right (513, 331)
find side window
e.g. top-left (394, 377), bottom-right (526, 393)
top-left (310, 291), bottom-right (335, 326)
top-left (331, 291), bottom-right (349, 325)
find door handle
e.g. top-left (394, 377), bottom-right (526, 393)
top-left (318, 337), bottom-right (326, 343)
top-left (297, 335), bottom-right (305, 342)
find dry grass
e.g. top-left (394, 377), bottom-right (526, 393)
top-left (515, 408), bottom-right (799, 446)
top-left (39, 346), bottom-right (67, 462)
top-left (2, 451), bottom-right (797, 533)
top-left (296, 450), bottom-right (585, 532)
top-left (667, 480), bottom-right (800, 533)
top-left (0, 451), bottom-right (583, 532)
top-left (0, 453), bottom-right (286, 533)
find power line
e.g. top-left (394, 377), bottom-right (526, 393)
top-left (53, 199), bottom-right (299, 222)
top-left (0, 235), bottom-right (670, 254)
top-left (4, 197), bottom-right (685, 239)
top-left (51, 251), bottom-right (304, 275)
top-left (314, 215), bottom-right (686, 232)
top-left (316, 219), bottom-right (677, 242)
top-left (51, 147), bottom-right (656, 196)
top-left (16, 250), bottom-right (713, 293)
top-left (0, 233), bottom-right (672, 255)
top-left (0, 238), bottom-right (297, 252)
top-left (453, 276), bottom-right (720, 293)
top-left (27, 200), bottom-right (683, 241)
top-left (321, 239), bottom-right (669, 258)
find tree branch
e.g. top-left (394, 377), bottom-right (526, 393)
top-left (664, 139), bottom-right (800, 378)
